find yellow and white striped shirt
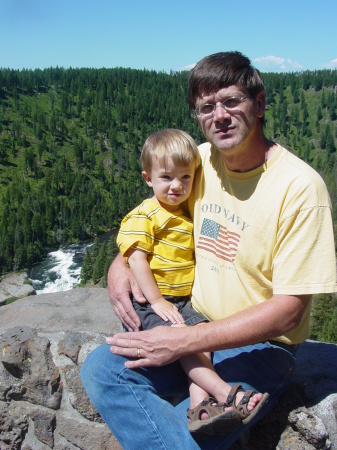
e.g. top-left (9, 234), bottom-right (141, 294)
top-left (117, 199), bottom-right (194, 296)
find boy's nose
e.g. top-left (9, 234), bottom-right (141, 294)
top-left (171, 178), bottom-right (182, 189)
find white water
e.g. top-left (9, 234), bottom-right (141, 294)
top-left (29, 244), bottom-right (90, 294)
top-left (29, 232), bottom-right (115, 295)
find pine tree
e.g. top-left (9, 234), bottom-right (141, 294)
top-left (80, 247), bottom-right (93, 285)
top-left (310, 294), bottom-right (337, 343)
top-left (103, 235), bottom-right (119, 285)
top-left (92, 242), bottom-right (107, 283)
top-left (326, 125), bottom-right (336, 154)
top-left (91, 237), bottom-right (100, 262)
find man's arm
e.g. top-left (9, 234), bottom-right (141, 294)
top-left (107, 293), bottom-right (312, 367)
top-left (107, 252), bottom-right (146, 331)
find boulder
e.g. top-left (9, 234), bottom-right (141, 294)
top-left (0, 288), bottom-right (336, 449)
top-left (0, 272), bottom-right (36, 304)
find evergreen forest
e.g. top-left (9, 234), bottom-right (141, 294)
top-left (0, 66), bottom-right (336, 342)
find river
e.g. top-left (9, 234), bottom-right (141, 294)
top-left (28, 232), bottom-right (115, 294)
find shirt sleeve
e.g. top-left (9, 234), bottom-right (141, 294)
top-left (273, 200), bottom-right (337, 295)
top-left (116, 213), bottom-right (155, 257)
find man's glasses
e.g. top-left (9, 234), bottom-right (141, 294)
top-left (194, 95), bottom-right (247, 118)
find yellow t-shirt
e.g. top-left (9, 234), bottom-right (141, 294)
top-left (117, 199), bottom-right (194, 296)
top-left (189, 143), bottom-right (337, 344)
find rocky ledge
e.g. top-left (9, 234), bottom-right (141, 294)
top-left (0, 288), bottom-right (336, 450)
top-left (0, 271), bottom-right (36, 304)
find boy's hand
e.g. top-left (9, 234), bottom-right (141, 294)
top-left (151, 298), bottom-right (185, 324)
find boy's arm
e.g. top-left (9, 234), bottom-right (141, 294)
top-left (127, 248), bottom-right (185, 324)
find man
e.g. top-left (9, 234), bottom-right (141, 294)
top-left (81, 51), bottom-right (337, 449)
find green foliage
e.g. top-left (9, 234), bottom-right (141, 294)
top-left (309, 294), bottom-right (337, 343)
top-left (0, 67), bottom-right (203, 273)
top-left (92, 242), bottom-right (107, 283)
top-left (80, 247), bottom-right (93, 285)
top-left (1, 296), bottom-right (19, 306)
top-left (80, 234), bottom-right (119, 287)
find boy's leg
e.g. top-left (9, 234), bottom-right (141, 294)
top-left (175, 341), bottom-right (297, 450)
top-left (80, 343), bottom-right (200, 450)
top-left (186, 351), bottom-right (212, 410)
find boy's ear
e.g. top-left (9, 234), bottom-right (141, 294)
top-left (142, 171), bottom-right (153, 187)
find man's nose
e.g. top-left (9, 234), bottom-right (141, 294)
top-left (213, 102), bottom-right (230, 121)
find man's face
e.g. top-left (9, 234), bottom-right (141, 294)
top-left (195, 86), bottom-right (265, 156)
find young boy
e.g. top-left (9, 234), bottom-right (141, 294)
top-left (116, 129), bottom-right (268, 438)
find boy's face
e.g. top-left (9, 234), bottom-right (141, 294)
top-left (142, 156), bottom-right (195, 212)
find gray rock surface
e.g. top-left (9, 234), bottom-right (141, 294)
top-left (0, 287), bottom-right (336, 449)
top-left (0, 272), bottom-right (36, 304)
top-left (0, 287), bottom-right (121, 334)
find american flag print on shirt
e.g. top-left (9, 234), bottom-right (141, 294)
top-left (197, 218), bottom-right (240, 263)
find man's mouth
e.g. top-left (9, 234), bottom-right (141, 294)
top-left (215, 126), bottom-right (233, 134)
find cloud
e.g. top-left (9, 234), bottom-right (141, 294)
top-left (253, 55), bottom-right (303, 72)
top-left (286, 59), bottom-right (303, 70)
top-left (254, 55), bottom-right (285, 68)
top-left (324, 58), bottom-right (337, 69)
top-left (181, 63), bottom-right (196, 71)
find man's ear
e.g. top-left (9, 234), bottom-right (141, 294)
top-left (255, 91), bottom-right (266, 118)
top-left (142, 171), bottom-right (153, 188)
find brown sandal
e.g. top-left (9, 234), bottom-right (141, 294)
top-left (187, 386), bottom-right (269, 439)
top-left (226, 384), bottom-right (269, 424)
top-left (187, 396), bottom-right (241, 438)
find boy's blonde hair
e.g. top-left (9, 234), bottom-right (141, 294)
top-left (141, 129), bottom-right (200, 173)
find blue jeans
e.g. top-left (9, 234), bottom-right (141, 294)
top-left (81, 341), bottom-right (297, 449)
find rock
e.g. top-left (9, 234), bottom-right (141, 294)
top-left (0, 287), bottom-right (122, 334)
top-left (0, 401), bottom-right (29, 450)
top-left (57, 417), bottom-right (120, 450)
top-left (1, 326), bottom-right (62, 409)
top-left (0, 271), bottom-right (36, 304)
top-left (64, 364), bottom-right (103, 422)
top-left (288, 407), bottom-right (329, 447)
top-left (30, 409), bottom-right (56, 448)
top-left (0, 287), bottom-right (336, 450)
top-left (58, 331), bottom-right (91, 364)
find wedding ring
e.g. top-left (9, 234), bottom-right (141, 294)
top-left (137, 348), bottom-right (141, 358)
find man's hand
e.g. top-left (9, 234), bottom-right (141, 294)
top-left (106, 325), bottom-right (189, 368)
top-left (151, 298), bottom-right (185, 324)
top-left (107, 253), bottom-right (146, 331)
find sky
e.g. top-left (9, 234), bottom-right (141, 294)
top-left (1, 0), bottom-right (337, 74)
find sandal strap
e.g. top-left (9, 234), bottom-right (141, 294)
top-left (226, 384), bottom-right (242, 406)
top-left (187, 396), bottom-right (225, 422)
top-left (226, 384), bottom-right (256, 419)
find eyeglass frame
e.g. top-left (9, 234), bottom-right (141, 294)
top-left (193, 94), bottom-right (248, 118)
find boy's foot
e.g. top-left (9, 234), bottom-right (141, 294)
top-left (196, 388), bottom-right (263, 421)
top-left (187, 385), bottom-right (269, 439)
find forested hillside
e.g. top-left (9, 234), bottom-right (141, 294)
top-left (0, 67), bottom-right (203, 272)
top-left (0, 66), bottom-right (337, 341)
